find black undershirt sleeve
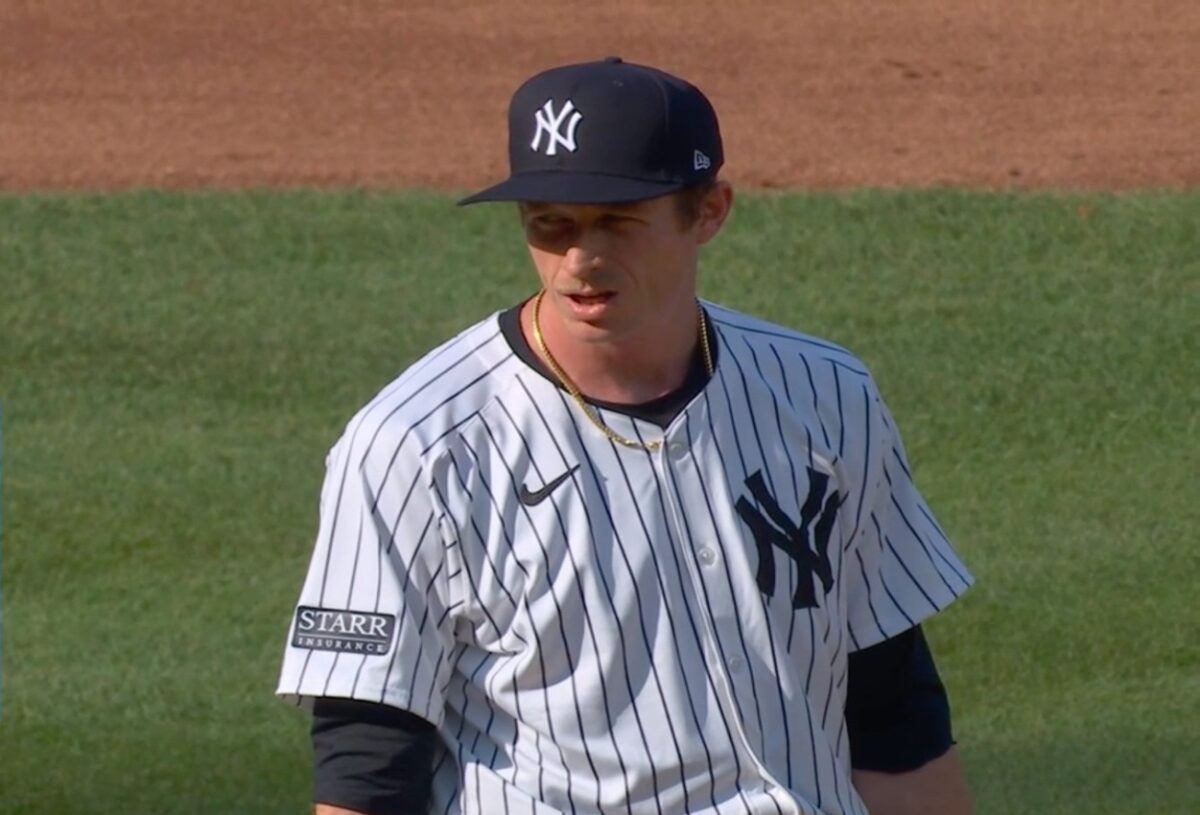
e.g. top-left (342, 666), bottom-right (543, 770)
top-left (845, 625), bottom-right (955, 773)
top-left (311, 697), bottom-right (438, 815)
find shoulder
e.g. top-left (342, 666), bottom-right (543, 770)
top-left (703, 301), bottom-right (892, 466)
top-left (704, 300), bottom-right (873, 382)
top-left (329, 312), bottom-right (519, 473)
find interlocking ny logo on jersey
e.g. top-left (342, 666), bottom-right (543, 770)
top-left (735, 469), bottom-right (843, 609)
top-left (292, 606), bottom-right (396, 655)
top-left (531, 99), bottom-right (583, 156)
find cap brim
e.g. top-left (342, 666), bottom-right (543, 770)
top-left (458, 171), bottom-right (685, 206)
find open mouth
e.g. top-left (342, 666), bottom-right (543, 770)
top-left (566, 292), bottom-right (615, 306)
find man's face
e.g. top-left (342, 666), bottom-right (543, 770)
top-left (520, 186), bottom-right (730, 344)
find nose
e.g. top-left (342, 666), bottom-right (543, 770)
top-left (562, 244), bottom-right (603, 275)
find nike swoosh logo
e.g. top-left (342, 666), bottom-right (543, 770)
top-left (519, 465), bottom-right (580, 506)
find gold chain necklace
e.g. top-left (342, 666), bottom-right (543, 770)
top-left (531, 290), bottom-right (714, 451)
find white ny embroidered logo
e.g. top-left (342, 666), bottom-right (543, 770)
top-left (530, 99), bottom-right (583, 156)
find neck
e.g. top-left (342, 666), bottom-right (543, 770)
top-left (523, 293), bottom-right (703, 404)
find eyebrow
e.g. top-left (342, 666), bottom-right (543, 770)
top-left (523, 201), bottom-right (649, 216)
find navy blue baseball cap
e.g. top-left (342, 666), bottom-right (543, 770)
top-left (459, 57), bottom-right (723, 205)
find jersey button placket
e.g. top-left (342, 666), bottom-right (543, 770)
top-left (658, 428), bottom-right (785, 798)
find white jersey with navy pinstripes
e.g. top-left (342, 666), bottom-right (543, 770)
top-left (277, 301), bottom-right (973, 815)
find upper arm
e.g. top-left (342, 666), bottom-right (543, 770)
top-left (277, 418), bottom-right (463, 724)
top-left (845, 626), bottom-right (954, 773)
top-left (311, 697), bottom-right (438, 815)
top-left (844, 384), bottom-right (973, 651)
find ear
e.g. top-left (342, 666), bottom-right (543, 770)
top-left (695, 181), bottom-right (734, 245)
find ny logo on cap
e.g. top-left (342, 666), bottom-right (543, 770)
top-left (531, 99), bottom-right (583, 156)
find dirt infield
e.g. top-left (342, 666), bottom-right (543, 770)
top-left (2, 0), bottom-right (1196, 191)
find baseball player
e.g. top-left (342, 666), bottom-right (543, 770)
top-left (278, 57), bottom-right (974, 815)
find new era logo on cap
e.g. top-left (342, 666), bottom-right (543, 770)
top-left (460, 57), bottom-right (723, 205)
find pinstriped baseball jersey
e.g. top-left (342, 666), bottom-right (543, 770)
top-left (277, 301), bottom-right (972, 815)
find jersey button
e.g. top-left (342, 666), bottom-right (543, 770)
top-left (728, 656), bottom-right (746, 673)
top-left (667, 441), bottom-right (687, 459)
top-left (697, 546), bottom-right (717, 566)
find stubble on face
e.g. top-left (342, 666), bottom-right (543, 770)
top-left (520, 195), bottom-right (702, 338)
top-left (515, 194), bottom-right (713, 401)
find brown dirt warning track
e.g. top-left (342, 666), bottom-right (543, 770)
top-left (1, 0), bottom-right (1197, 192)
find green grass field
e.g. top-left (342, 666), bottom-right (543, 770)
top-left (1, 190), bottom-right (1196, 814)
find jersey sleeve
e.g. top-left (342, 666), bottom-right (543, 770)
top-left (276, 418), bottom-right (463, 726)
top-left (844, 387), bottom-right (974, 651)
